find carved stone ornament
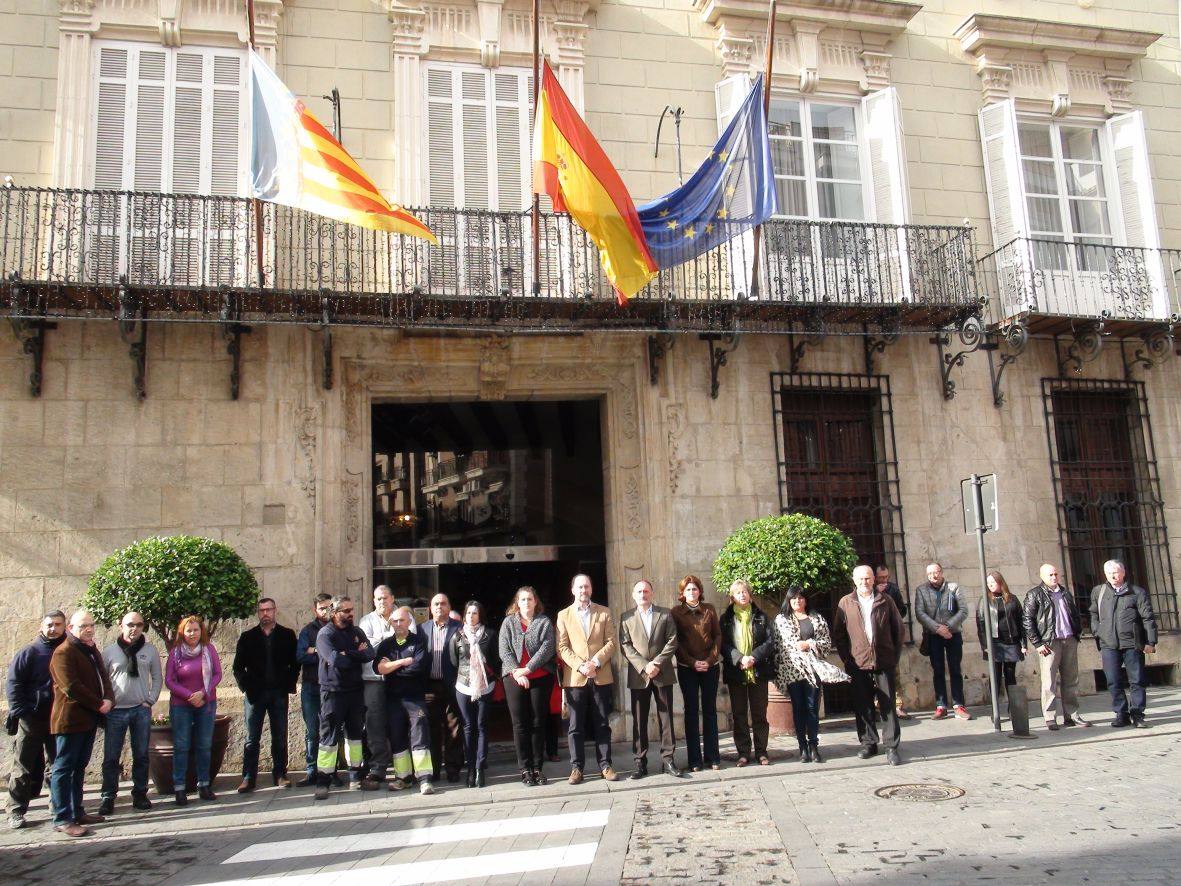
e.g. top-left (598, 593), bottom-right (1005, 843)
top-left (477, 336), bottom-right (512, 400)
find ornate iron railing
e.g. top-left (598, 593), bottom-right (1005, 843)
top-left (980, 236), bottom-right (1181, 323)
top-left (0, 186), bottom-right (979, 332)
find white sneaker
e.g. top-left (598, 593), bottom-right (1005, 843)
top-left (419, 780), bottom-right (435, 796)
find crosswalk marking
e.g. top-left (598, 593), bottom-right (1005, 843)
top-left (208, 842), bottom-right (600, 885)
top-left (222, 809), bottom-right (610, 864)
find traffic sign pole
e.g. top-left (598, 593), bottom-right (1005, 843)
top-left (972, 473), bottom-right (1002, 731)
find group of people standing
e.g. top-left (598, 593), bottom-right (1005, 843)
top-left (3, 555), bottom-right (1160, 839)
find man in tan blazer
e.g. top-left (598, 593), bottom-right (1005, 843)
top-left (556, 573), bottom-right (619, 784)
top-left (619, 580), bottom-right (683, 779)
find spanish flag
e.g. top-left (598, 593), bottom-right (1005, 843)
top-left (249, 50), bottom-right (435, 243)
top-left (532, 61), bottom-right (657, 303)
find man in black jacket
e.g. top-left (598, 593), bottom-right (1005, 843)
top-left (295, 593), bottom-right (332, 787)
top-left (314, 596), bottom-right (376, 799)
top-left (375, 607), bottom-right (435, 795)
top-left (234, 598), bottom-right (300, 792)
top-left (1090, 560), bottom-right (1158, 728)
top-left (1023, 564), bottom-right (1090, 731)
top-left (875, 565), bottom-right (911, 720)
top-left (5, 610), bottom-right (66, 830)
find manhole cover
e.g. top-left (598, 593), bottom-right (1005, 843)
top-left (874, 783), bottom-right (965, 802)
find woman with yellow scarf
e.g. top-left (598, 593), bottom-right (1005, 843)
top-left (719, 580), bottom-right (776, 766)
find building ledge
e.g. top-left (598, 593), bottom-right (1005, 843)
top-left (696, 0), bottom-right (920, 33)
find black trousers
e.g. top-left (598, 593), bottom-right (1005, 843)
top-left (850, 666), bottom-right (900, 750)
top-left (6, 715), bottom-right (54, 815)
top-left (566, 682), bottom-right (613, 771)
top-left (424, 678), bottom-right (464, 779)
top-left (503, 673), bottom-right (553, 771)
top-left (631, 683), bottom-right (675, 766)
top-left (727, 680), bottom-right (769, 759)
top-left (242, 688), bottom-right (290, 779)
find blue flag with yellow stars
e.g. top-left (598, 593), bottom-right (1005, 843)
top-left (637, 75), bottom-right (777, 270)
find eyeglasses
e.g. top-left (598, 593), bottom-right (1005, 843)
top-left (124, 622), bottom-right (145, 628)
top-left (78, 622), bottom-right (96, 629)
top-left (338, 608), bottom-right (355, 615)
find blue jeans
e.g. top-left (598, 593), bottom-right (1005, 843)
top-left (101, 705), bottom-right (152, 799)
top-left (242, 689), bottom-right (290, 780)
top-left (171, 702), bottom-right (216, 788)
top-left (928, 631), bottom-right (965, 708)
top-left (300, 683), bottom-right (320, 774)
top-left (677, 665), bottom-right (720, 767)
top-left (455, 690), bottom-right (490, 770)
top-left (50, 729), bottom-right (96, 825)
top-left (1101, 647), bottom-right (1147, 718)
top-left (786, 681), bottom-right (821, 750)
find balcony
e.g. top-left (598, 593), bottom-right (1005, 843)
top-left (0, 186), bottom-right (979, 334)
top-left (980, 237), bottom-right (1181, 335)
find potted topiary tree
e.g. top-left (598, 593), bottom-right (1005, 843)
top-left (82, 535), bottom-right (260, 794)
top-left (713, 514), bottom-right (857, 734)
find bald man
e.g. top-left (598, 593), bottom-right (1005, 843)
top-left (422, 594), bottom-right (464, 782)
top-left (1023, 564), bottom-right (1089, 730)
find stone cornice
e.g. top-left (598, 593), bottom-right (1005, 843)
top-left (955, 14), bottom-right (1161, 63)
top-left (696, 0), bottom-right (920, 34)
top-left (56, 0), bottom-right (287, 47)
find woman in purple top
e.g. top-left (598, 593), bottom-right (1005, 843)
top-left (165, 615), bottom-right (223, 805)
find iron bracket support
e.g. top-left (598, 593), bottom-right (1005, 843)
top-left (986, 323), bottom-right (1029, 407)
top-left (700, 332), bottom-right (739, 400)
top-left (930, 316), bottom-right (987, 400)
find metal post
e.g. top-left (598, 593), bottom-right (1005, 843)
top-left (972, 473), bottom-right (1002, 731)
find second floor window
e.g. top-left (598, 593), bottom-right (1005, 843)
top-left (769, 99), bottom-right (864, 221)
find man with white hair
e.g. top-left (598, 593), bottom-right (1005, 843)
top-left (48, 610), bottom-right (115, 837)
top-left (1090, 559), bottom-right (1157, 728)
top-left (359, 585), bottom-right (397, 783)
top-left (374, 607), bottom-right (435, 795)
top-left (1023, 564), bottom-right (1090, 731)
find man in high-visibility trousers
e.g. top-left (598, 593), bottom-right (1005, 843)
top-left (313, 596), bottom-right (378, 800)
top-left (375, 607), bottom-right (435, 796)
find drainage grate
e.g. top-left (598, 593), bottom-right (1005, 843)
top-left (874, 783), bottom-right (965, 802)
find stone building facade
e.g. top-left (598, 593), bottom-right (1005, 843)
top-left (2, 0), bottom-right (1181, 764)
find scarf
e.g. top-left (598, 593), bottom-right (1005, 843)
top-left (464, 625), bottom-right (489, 695)
top-left (733, 605), bottom-right (755, 685)
top-left (67, 633), bottom-right (108, 696)
top-left (117, 634), bottom-right (146, 678)
top-left (176, 642), bottom-right (214, 695)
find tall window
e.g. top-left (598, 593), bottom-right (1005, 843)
top-left (768, 99), bottom-right (865, 220)
top-left (1018, 121), bottom-right (1112, 271)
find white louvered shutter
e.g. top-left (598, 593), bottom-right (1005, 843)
top-left (714, 75), bottom-right (750, 136)
top-left (93, 46), bottom-right (129, 282)
top-left (861, 88), bottom-right (909, 225)
top-left (129, 49), bottom-right (167, 283)
top-left (1106, 111), bottom-right (1167, 317)
top-left (978, 100), bottom-right (1028, 250)
top-left (425, 66), bottom-right (459, 289)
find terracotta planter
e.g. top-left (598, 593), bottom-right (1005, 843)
top-left (148, 713), bottom-right (232, 794)
top-left (766, 683), bottom-right (796, 735)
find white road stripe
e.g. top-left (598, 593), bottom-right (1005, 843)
top-left (208, 842), bottom-right (599, 885)
top-left (222, 808), bottom-right (610, 864)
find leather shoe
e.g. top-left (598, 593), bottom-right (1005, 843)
top-left (521, 769), bottom-right (537, 786)
top-left (857, 746), bottom-right (878, 759)
top-left (800, 746), bottom-right (813, 763)
top-left (55, 823), bottom-right (89, 838)
top-left (533, 769), bottom-right (548, 786)
top-left (131, 794), bottom-right (152, 811)
top-left (97, 798), bottom-right (114, 816)
top-left (1073, 715), bottom-right (1092, 727)
top-left (1132, 715), bottom-right (1149, 729)
top-left (295, 774), bottom-right (315, 788)
top-left (358, 778), bottom-right (381, 791)
top-left (174, 791), bottom-right (188, 806)
top-left (810, 744), bottom-right (824, 764)
top-left (274, 775), bottom-right (292, 789)
top-left (236, 779), bottom-right (255, 794)
top-left (568, 768), bottom-right (583, 785)
top-left (1046, 721), bottom-right (1060, 731)
top-left (76, 812), bottom-right (105, 825)
top-left (1111, 716), bottom-right (1130, 727)
top-left (628, 766), bottom-right (647, 781)
top-left (314, 784), bottom-right (329, 800)
top-left (663, 762), bottom-right (684, 778)
top-left (198, 786), bottom-right (217, 802)
top-left (600, 766), bottom-right (619, 782)
top-left (885, 749), bottom-right (902, 766)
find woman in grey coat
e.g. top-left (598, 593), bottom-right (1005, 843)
top-left (498, 587), bottom-right (557, 786)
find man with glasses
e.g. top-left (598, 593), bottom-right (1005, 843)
top-left (98, 612), bottom-right (162, 815)
top-left (5, 610), bottom-right (66, 830)
top-left (1024, 563), bottom-right (1090, 731)
top-left (313, 596), bottom-right (375, 799)
top-left (359, 585), bottom-right (397, 784)
top-left (234, 598), bottom-right (300, 792)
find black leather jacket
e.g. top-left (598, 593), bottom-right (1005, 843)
top-left (1023, 583), bottom-right (1081, 649)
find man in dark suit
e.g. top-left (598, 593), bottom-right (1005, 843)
top-left (619, 580), bottom-right (683, 779)
top-left (1091, 559), bottom-right (1158, 728)
top-left (233, 597), bottom-right (299, 792)
top-left (422, 593), bottom-right (464, 782)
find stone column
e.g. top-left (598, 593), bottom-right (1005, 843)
top-left (52, 0), bottom-right (97, 188)
top-left (388, 5), bottom-right (428, 206)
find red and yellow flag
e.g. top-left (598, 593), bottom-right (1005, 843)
top-left (532, 61), bottom-right (656, 303)
top-left (250, 50), bottom-right (435, 242)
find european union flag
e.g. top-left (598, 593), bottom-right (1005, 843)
top-left (638, 75), bottom-right (777, 270)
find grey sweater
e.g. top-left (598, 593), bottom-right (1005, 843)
top-left (102, 640), bottom-right (163, 709)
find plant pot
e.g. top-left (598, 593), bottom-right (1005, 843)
top-left (148, 713), bottom-right (231, 794)
top-left (767, 683), bottom-right (796, 735)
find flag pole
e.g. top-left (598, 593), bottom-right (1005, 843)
top-left (246, 0), bottom-right (266, 290)
top-left (531, 0), bottom-right (542, 295)
top-left (748, 0), bottom-right (776, 300)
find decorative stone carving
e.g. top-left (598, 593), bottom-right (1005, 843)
top-left (1103, 75), bottom-right (1134, 113)
top-left (860, 50), bottom-right (891, 92)
top-left (477, 336), bottom-right (511, 400)
top-left (977, 62), bottom-right (1013, 103)
top-left (388, 2), bottom-right (428, 48)
top-left (622, 468), bottom-right (643, 534)
top-left (159, 0), bottom-right (183, 47)
top-left (665, 404), bottom-right (686, 494)
top-left (295, 402), bottom-right (319, 513)
top-left (344, 468), bottom-right (362, 546)
top-left (717, 26), bottom-right (754, 78)
top-left (476, 0), bottom-right (502, 67)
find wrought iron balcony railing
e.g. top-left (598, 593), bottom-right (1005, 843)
top-left (0, 186), bottom-right (979, 333)
top-left (980, 236), bottom-right (1181, 326)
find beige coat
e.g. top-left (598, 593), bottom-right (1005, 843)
top-left (556, 602), bottom-right (616, 687)
top-left (619, 605), bottom-right (678, 689)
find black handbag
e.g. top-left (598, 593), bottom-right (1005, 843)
top-left (919, 631), bottom-right (930, 657)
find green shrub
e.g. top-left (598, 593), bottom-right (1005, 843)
top-left (82, 535), bottom-right (260, 648)
top-left (712, 514), bottom-right (857, 607)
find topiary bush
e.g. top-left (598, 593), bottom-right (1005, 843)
top-left (712, 514), bottom-right (857, 607)
top-left (82, 535), bottom-right (260, 648)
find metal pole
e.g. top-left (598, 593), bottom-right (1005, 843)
top-left (748, 0), bottom-right (776, 299)
top-left (530, 0), bottom-right (541, 296)
top-left (972, 473), bottom-right (1002, 731)
top-left (322, 87), bottom-right (342, 142)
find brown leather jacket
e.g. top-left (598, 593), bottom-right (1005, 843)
top-left (49, 634), bottom-right (115, 735)
top-left (832, 591), bottom-right (904, 672)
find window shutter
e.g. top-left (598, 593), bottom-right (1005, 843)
top-left (861, 88), bottom-right (909, 225)
top-left (460, 70), bottom-right (491, 210)
top-left (978, 100), bottom-right (1028, 249)
top-left (714, 75), bottom-right (749, 135)
top-left (171, 52), bottom-right (204, 194)
top-left (425, 67), bottom-right (456, 207)
top-left (93, 46), bottom-right (129, 282)
top-left (210, 53), bottom-right (243, 197)
top-left (493, 71), bottom-right (525, 212)
top-left (133, 49), bottom-right (167, 192)
top-left (1106, 110), bottom-right (1167, 316)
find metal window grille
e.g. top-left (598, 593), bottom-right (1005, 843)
top-left (1042, 378), bottom-right (1177, 631)
top-left (770, 371), bottom-right (912, 639)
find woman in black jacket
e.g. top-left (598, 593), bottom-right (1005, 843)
top-left (719, 579), bottom-right (776, 766)
top-left (976, 570), bottom-right (1026, 698)
top-left (449, 601), bottom-right (499, 788)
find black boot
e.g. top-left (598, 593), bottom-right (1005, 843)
top-left (475, 769), bottom-right (486, 788)
top-left (810, 743), bottom-right (824, 764)
top-left (521, 769), bottom-right (536, 786)
top-left (800, 745), bottom-right (812, 763)
top-left (466, 767), bottom-right (476, 788)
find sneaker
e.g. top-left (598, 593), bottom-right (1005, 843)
top-left (932, 706), bottom-right (948, 720)
top-left (419, 780), bottom-right (435, 796)
top-left (1132, 715), bottom-right (1149, 729)
top-left (387, 777), bottom-right (410, 791)
top-left (953, 705), bottom-right (972, 721)
top-left (895, 706), bottom-right (913, 720)
top-left (8, 812), bottom-right (26, 830)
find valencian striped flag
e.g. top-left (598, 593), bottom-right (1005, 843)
top-left (249, 50), bottom-right (435, 242)
top-left (532, 60), bottom-right (658, 303)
